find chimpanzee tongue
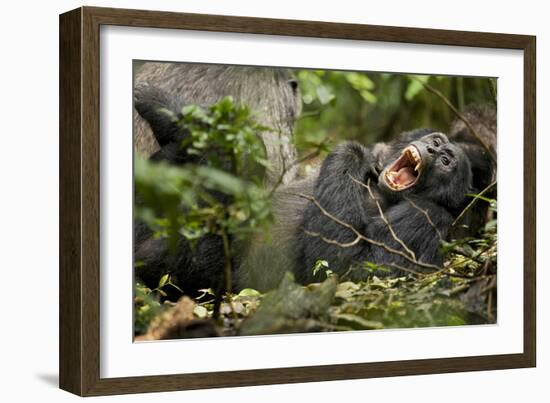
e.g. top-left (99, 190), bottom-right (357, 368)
top-left (395, 167), bottom-right (415, 185)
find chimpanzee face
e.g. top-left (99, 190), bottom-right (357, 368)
top-left (379, 132), bottom-right (472, 209)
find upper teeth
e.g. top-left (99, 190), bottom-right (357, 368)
top-left (404, 146), bottom-right (421, 172)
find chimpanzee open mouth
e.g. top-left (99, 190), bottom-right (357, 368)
top-left (384, 145), bottom-right (422, 191)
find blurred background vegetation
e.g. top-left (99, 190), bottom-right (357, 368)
top-left (293, 70), bottom-right (495, 160)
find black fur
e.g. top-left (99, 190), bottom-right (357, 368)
top-left (134, 84), bottom-right (202, 166)
top-left (295, 131), bottom-right (472, 283)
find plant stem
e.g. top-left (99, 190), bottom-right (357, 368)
top-left (451, 181), bottom-right (497, 228)
top-left (220, 229), bottom-right (233, 294)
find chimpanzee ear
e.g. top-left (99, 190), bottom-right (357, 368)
top-left (134, 83), bottom-right (186, 147)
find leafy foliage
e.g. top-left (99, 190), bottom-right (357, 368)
top-left (135, 159), bottom-right (272, 247)
top-left (442, 196), bottom-right (497, 278)
top-left (294, 71), bottom-right (495, 160)
top-left (176, 97), bottom-right (271, 176)
top-left (134, 96), bottom-right (274, 251)
top-left (134, 283), bottom-right (163, 335)
top-left (135, 192), bottom-right (497, 336)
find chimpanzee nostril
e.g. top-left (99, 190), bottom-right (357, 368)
top-left (427, 146), bottom-right (435, 154)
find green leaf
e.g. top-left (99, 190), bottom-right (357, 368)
top-left (158, 273), bottom-right (170, 288)
top-left (345, 72), bottom-right (375, 91)
top-left (316, 85), bottom-right (335, 105)
top-left (405, 75), bottom-right (429, 101)
top-left (238, 288), bottom-right (262, 297)
top-left (335, 281), bottom-right (360, 300)
top-left (313, 259), bottom-right (329, 276)
top-left (359, 90), bottom-right (377, 104)
top-left (336, 314), bottom-right (384, 330)
top-left (167, 279), bottom-right (184, 294)
top-left (193, 305), bottom-right (208, 318)
top-left (446, 315), bottom-right (466, 326)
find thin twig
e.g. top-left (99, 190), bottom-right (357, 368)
top-left (481, 256), bottom-right (492, 276)
top-left (268, 149), bottom-right (321, 198)
top-left (292, 192), bottom-right (442, 272)
top-left (450, 248), bottom-right (484, 265)
top-left (304, 230), bottom-right (362, 248)
top-left (481, 276), bottom-right (497, 294)
top-left (412, 76), bottom-right (496, 163)
top-left (297, 110), bottom-right (322, 120)
top-left (405, 197), bottom-right (443, 241)
top-left (266, 127), bottom-right (290, 196)
top-left (348, 174), bottom-right (416, 260)
top-left (339, 265), bottom-right (357, 281)
top-left (220, 229), bottom-right (233, 295)
top-left (451, 181), bottom-right (497, 228)
top-left (381, 262), bottom-right (427, 277)
top-left (449, 283), bottom-right (472, 296)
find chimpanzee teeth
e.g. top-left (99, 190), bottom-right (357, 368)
top-left (407, 146), bottom-right (421, 170)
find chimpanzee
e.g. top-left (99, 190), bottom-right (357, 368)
top-left (292, 130), bottom-right (472, 284)
top-left (134, 84), bottom-right (486, 296)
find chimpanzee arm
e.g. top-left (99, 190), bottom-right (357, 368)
top-left (367, 198), bottom-right (453, 273)
top-left (134, 83), bottom-right (187, 147)
top-left (297, 142), bottom-right (382, 280)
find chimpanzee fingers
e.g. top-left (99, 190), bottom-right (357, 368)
top-left (366, 161), bottom-right (383, 182)
top-left (134, 83), bottom-right (168, 120)
top-left (134, 84), bottom-right (185, 147)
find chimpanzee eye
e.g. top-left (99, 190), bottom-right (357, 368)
top-left (433, 138), bottom-right (441, 147)
top-left (441, 156), bottom-right (450, 165)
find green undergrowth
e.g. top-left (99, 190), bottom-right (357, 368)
top-left (135, 261), bottom-right (496, 338)
top-left (135, 196), bottom-right (497, 338)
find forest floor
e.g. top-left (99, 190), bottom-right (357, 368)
top-left (135, 237), bottom-right (497, 340)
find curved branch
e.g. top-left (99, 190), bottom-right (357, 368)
top-left (404, 196), bottom-right (443, 241)
top-left (348, 174), bottom-right (417, 260)
top-left (291, 192), bottom-right (442, 272)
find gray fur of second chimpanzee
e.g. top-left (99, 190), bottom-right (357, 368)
top-left (133, 62), bottom-right (302, 186)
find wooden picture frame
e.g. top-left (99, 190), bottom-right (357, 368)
top-left (59, 6), bottom-right (536, 396)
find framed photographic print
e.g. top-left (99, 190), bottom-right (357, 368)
top-left (59, 6), bottom-right (536, 396)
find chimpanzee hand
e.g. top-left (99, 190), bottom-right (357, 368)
top-left (134, 83), bottom-right (187, 148)
top-left (365, 160), bottom-right (383, 183)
